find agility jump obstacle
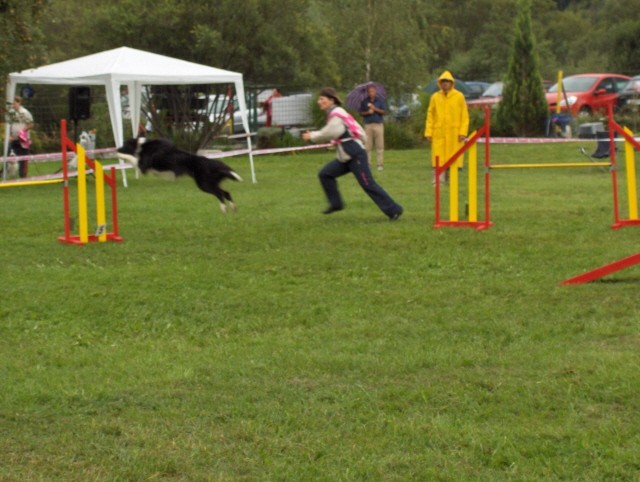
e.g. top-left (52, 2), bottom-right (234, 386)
top-left (434, 108), bottom-right (492, 230)
top-left (434, 106), bottom-right (640, 233)
top-left (57, 119), bottom-right (123, 245)
top-left (433, 106), bottom-right (640, 284)
top-left (560, 107), bottom-right (640, 285)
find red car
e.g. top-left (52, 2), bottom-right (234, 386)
top-left (546, 73), bottom-right (631, 116)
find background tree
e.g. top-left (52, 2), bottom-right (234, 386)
top-left (597, 0), bottom-right (640, 75)
top-left (496, 0), bottom-right (548, 136)
top-left (444, 0), bottom-right (516, 81)
top-left (6, 0), bottom-right (640, 148)
top-left (84, 0), bottom-right (338, 88)
top-left (0, 0), bottom-right (48, 102)
top-left (318, 0), bottom-right (431, 95)
top-left (35, 0), bottom-right (342, 149)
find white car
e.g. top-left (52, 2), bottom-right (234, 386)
top-left (233, 107), bottom-right (267, 134)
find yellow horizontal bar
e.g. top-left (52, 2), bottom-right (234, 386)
top-left (491, 162), bottom-right (610, 169)
top-left (0, 179), bottom-right (63, 188)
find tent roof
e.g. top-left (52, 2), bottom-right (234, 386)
top-left (5, 47), bottom-right (257, 184)
top-left (9, 46), bottom-right (243, 85)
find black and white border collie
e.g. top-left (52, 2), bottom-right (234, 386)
top-left (117, 137), bottom-right (242, 213)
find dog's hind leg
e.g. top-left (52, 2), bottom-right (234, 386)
top-left (207, 185), bottom-right (236, 213)
top-left (221, 189), bottom-right (237, 212)
top-left (195, 178), bottom-right (236, 214)
top-left (209, 188), bottom-right (229, 214)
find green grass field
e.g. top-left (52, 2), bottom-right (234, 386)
top-left (1, 143), bottom-right (639, 481)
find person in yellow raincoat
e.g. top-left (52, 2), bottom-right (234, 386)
top-left (424, 70), bottom-right (469, 184)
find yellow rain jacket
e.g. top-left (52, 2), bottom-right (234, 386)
top-left (424, 70), bottom-right (469, 168)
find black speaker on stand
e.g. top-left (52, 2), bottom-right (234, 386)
top-left (69, 86), bottom-right (91, 143)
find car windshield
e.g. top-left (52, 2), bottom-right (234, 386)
top-left (549, 76), bottom-right (598, 93)
top-left (482, 82), bottom-right (502, 97)
top-left (621, 77), bottom-right (640, 94)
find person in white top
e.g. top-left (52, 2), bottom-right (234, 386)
top-left (303, 87), bottom-right (403, 220)
top-left (7, 95), bottom-right (34, 177)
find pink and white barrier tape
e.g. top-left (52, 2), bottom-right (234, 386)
top-left (5, 134), bottom-right (634, 185)
top-left (202, 142), bottom-right (333, 160)
top-left (3, 142), bottom-right (331, 165)
top-left (2, 148), bottom-right (118, 164)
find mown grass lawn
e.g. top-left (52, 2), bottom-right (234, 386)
top-left (1, 142), bottom-right (639, 481)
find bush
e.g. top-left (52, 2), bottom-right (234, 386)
top-left (384, 120), bottom-right (419, 149)
top-left (468, 107), bottom-right (490, 134)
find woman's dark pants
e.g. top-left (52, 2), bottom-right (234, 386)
top-left (318, 147), bottom-right (402, 218)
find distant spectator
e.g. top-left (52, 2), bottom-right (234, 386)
top-left (263, 88), bottom-right (282, 127)
top-left (359, 84), bottom-right (386, 171)
top-left (7, 96), bottom-right (34, 178)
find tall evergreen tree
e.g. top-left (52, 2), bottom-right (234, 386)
top-left (495, 0), bottom-right (548, 136)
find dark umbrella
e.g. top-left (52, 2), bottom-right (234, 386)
top-left (346, 82), bottom-right (387, 111)
top-left (424, 78), bottom-right (472, 97)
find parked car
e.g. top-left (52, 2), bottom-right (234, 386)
top-left (467, 81), bottom-right (503, 109)
top-left (233, 107), bottom-right (266, 133)
top-left (465, 81), bottom-right (491, 100)
top-left (616, 75), bottom-right (640, 113)
top-left (546, 73), bottom-right (631, 116)
top-left (468, 79), bottom-right (554, 110)
top-left (389, 93), bottom-right (420, 120)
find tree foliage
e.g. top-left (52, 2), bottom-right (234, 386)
top-left (4, 0), bottom-right (640, 146)
top-left (496, 0), bottom-right (549, 136)
top-left (0, 0), bottom-right (48, 100)
top-left (16, 0), bottom-right (640, 94)
top-left (317, 0), bottom-right (433, 93)
top-left (57, 0), bottom-right (339, 89)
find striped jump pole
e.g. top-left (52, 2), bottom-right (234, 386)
top-left (560, 253), bottom-right (640, 285)
top-left (77, 145), bottom-right (89, 243)
top-left (0, 178), bottom-right (63, 188)
top-left (490, 162), bottom-right (611, 169)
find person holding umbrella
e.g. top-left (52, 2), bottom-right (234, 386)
top-left (302, 87), bottom-right (403, 221)
top-left (358, 83), bottom-right (387, 171)
top-left (424, 70), bottom-right (469, 184)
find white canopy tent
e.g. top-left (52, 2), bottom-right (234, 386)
top-left (4, 46), bottom-right (255, 184)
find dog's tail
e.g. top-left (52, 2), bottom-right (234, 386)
top-left (227, 170), bottom-right (242, 182)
